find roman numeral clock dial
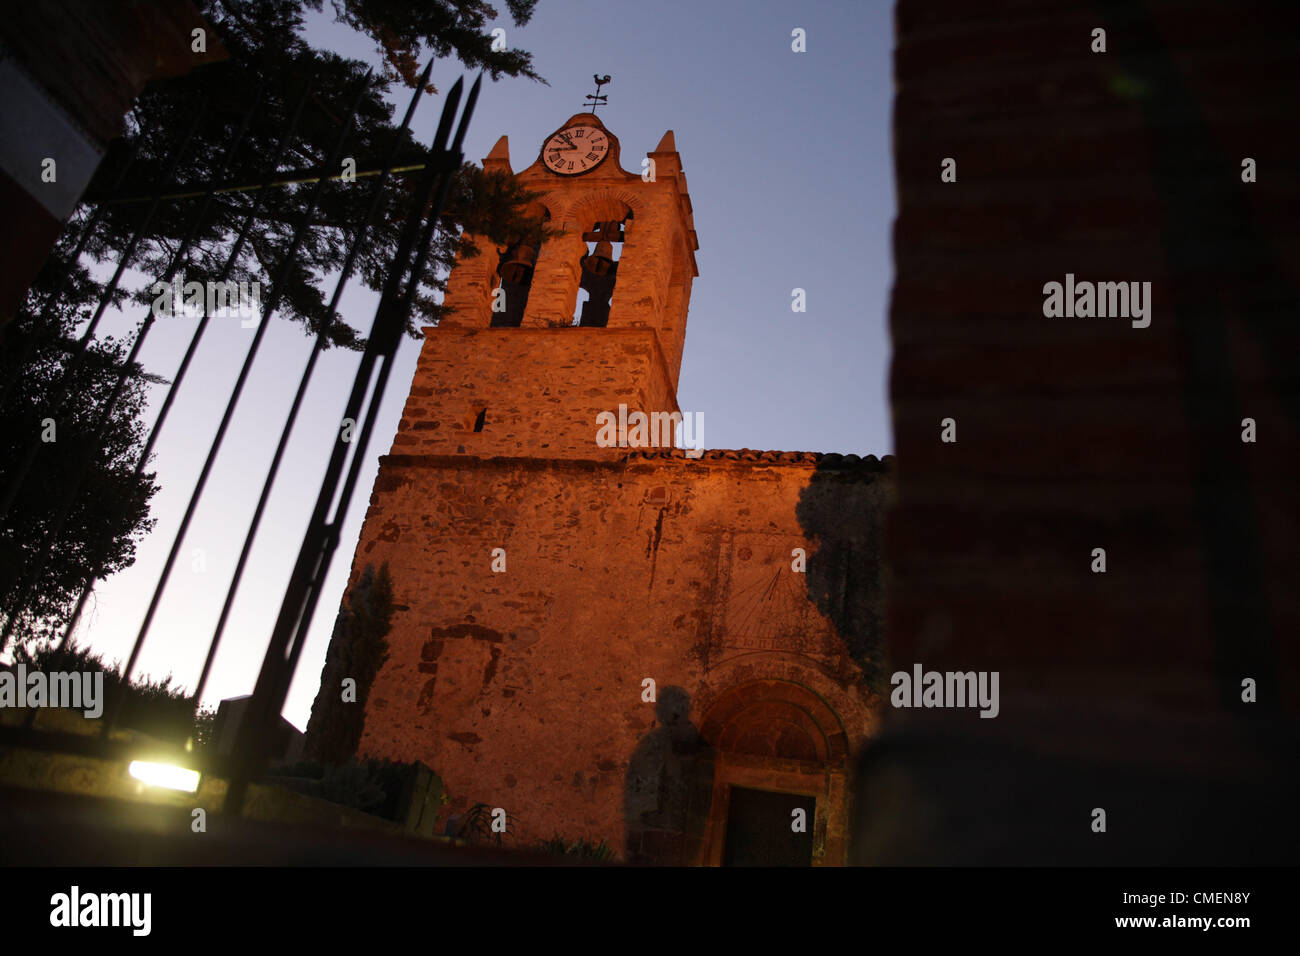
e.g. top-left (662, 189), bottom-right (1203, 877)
top-left (542, 125), bottom-right (608, 175)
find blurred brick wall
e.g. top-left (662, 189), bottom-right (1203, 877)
top-left (887, 0), bottom-right (1299, 718)
top-left (854, 0), bottom-right (1300, 864)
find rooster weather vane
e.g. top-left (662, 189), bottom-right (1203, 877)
top-left (584, 74), bottom-right (611, 113)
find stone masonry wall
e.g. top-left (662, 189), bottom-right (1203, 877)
top-left (341, 450), bottom-right (890, 859)
top-left (392, 326), bottom-right (680, 461)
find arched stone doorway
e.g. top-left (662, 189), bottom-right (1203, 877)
top-left (691, 679), bottom-right (852, 866)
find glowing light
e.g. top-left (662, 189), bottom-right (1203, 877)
top-left (128, 761), bottom-right (201, 793)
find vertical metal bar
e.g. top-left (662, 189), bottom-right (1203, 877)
top-left (283, 76), bottom-right (482, 689)
top-left (36, 82), bottom-right (269, 672)
top-left (0, 98), bottom-right (207, 522)
top-left (1, 86), bottom-right (270, 655)
top-left (192, 61), bottom-right (434, 712)
top-left (75, 73), bottom-right (316, 704)
top-left (284, 74), bottom-right (478, 681)
top-left (224, 75), bottom-right (477, 814)
top-left (103, 69), bottom-right (373, 733)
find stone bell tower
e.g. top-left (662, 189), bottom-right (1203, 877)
top-left (390, 112), bottom-right (699, 462)
top-left (321, 103), bottom-right (888, 865)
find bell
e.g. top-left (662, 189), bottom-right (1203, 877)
top-left (499, 244), bottom-right (537, 285)
top-left (582, 240), bottom-right (615, 277)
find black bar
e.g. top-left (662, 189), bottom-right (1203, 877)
top-left (43, 82), bottom-right (270, 676)
top-left (224, 75), bottom-right (475, 815)
top-left (109, 70), bottom-right (374, 725)
top-left (194, 61), bottom-right (434, 710)
top-left (20, 84), bottom-right (270, 693)
top-left (97, 75), bottom-right (321, 731)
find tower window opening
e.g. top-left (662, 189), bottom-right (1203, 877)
top-left (574, 218), bottom-right (625, 327)
top-left (492, 241), bottom-right (538, 328)
top-left (492, 208), bottom-right (547, 329)
top-left (473, 407), bottom-right (487, 432)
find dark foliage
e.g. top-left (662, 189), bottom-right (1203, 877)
top-left (535, 833), bottom-right (616, 861)
top-left (1, 0), bottom-right (548, 647)
top-left (9, 641), bottom-right (216, 747)
top-left (0, 301), bottom-right (158, 647)
top-left (271, 756), bottom-right (426, 821)
top-left (54, 0), bottom-right (551, 349)
top-left (454, 801), bottom-right (516, 845)
top-left (303, 562), bottom-right (394, 762)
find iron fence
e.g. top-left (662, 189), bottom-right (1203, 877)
top-left (0, 54), bottom-right (479, 815)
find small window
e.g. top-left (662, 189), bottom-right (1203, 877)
top-left (473, 408), bottom-right (487, 432)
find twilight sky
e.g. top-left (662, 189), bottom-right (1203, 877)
top-left (71, 0), bottom-right (894, 729)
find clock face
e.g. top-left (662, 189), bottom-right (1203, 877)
top-left (542, 124), bottom-right (609, 175)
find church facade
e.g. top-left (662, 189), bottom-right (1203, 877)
top-left (310, 111), bottom-right (891, 865)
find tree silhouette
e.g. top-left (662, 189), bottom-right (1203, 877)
top-left (0, 299), bottom-right (157, 646)
top-left (0, 0), bottom-right (550, 643)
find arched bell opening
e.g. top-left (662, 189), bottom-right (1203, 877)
top-left (572, 212), bottom-right (630, 327)
top-left (491, 206), bottom-right (550, 328)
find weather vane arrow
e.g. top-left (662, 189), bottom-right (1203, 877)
top-left (584, 74), bottom-right (611, 113)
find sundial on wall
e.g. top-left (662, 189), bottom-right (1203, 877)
top-left (713, 533), bottom-right (819, 655)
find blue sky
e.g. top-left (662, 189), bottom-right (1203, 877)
top-left (71, 0), bottom-right (894, 729)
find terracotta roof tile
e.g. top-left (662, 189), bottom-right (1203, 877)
top-left (622, 449), bottom-right (893, 469)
